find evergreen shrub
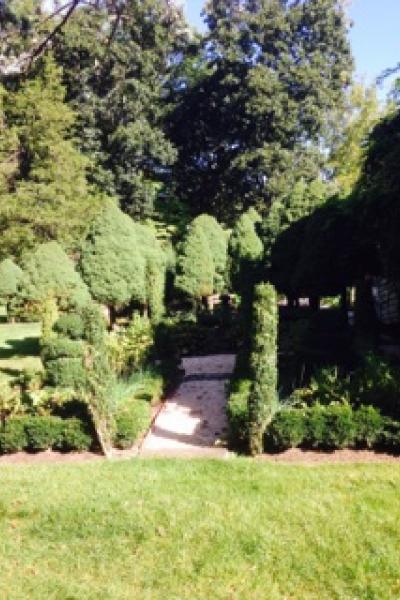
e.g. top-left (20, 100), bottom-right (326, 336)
top-left (0, 418), bottom-right (27, 453)
top-left (353, 405), bottom-right (385, 448)
top-left (53, 313), bottom-right (85, 340)
top-left (175, 220), bottom-right (215, 301)
top-left (113, 399), bottom-right (151, 449)
top-left (248, 283), bottom-right (278, 455)
top-left (226, 378), bottom-right (251, 451)
top-left (265, 409), bottom-right (306, 452)
top-left (307, 404), bottom-right (356, 450)
top-left (41, 338), bottom-right (85, 362)
top-left (24, 416), bottom-right (64, 451)
top-left (0, 416), bottom-right (94, 454)
top-left (56, 418), bottom-right (92, 452)
top-left (45, 358), bottom-right (87, 388)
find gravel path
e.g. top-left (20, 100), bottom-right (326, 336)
top-left (140, 354), bottom-right (236, 458)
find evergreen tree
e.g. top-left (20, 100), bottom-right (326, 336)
top-left (0, 54), bottom-right (103, 259)
top-left (228, 209), bottom-right (263, 293)
top-left (175, 220), bottom-right (215, 301)
top-left (79, 202), bottom-right (146, 317)
top-left (193, 214), bottom-right (228, 293)
top-left (15, 241), bottom-right (90, 316)
top-left (329, 84), bottom-right (382, 196)
top-left (133, 222), bottom-right (166, 323)
top-left (0, 258), bottom-right (23, 311)
top-left (53, 0), bottom-right (188, 219)
top-left (168, 0), bottom-right (352, 221)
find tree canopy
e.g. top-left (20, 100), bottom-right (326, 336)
top-left (168, 0), bottom-right (352, 222)
top-left (0, 54), bottom-right (103, 259)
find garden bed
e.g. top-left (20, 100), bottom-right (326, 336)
top-left (260, 447), bottom-right (400, 464)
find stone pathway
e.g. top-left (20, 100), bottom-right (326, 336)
top-left (140, 354), bottom-right (236, 458)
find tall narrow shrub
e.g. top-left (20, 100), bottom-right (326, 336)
top-left (248, 283), bottom-right (278, 455)
top-left (175, 220), bottom-right (214, 302)
top-left (193, 214), bottom-right (228, 292)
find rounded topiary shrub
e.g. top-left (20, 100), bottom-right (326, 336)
top-left (0, 418), bottom-right (27, 454)
top-left (353, 405), bottom-right (385, 449)
top-left (305, 404), bottom-right (356, 450)
top-left (24, 416), bottom-right (64, 452)
top-left (45, 358), bottom-right (87, 388)
top-left (57, 418), bottom-right (93, 452)
top-left (113, 399), bottom-right (151, 450)
top-left (265, 409), bottom-right (306, 452)
top-left (53, 313), bottom-right (85, 340)
top-left (41, 338), bottom-right (85, 362)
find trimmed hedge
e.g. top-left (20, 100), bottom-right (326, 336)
top-left (248, 283), bottom-right (278, 455)
top-left (113, 399), bottom-right (152, 450)
top-left (45, 357), bottom-right (88, 388)
top-left (266, 409), bottom-right (306, 452)
top-left (226, 378), bottom-right (251, 451)
top-left (0, 418), bottom-right (27, 453)
top-left (264, 404), bottom-right (398, 453)
top-left (0, 416), bottom-right (93, 454)
top-left (53, 313), bottom-right (85, 340)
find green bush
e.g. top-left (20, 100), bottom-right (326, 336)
top-left (305, 403), bottom-right (356, 450)
top-left (353, 405), bottom-right (385, 449)
top-left (351, 353), bottom-right (400, 419)
top-left (107, 314), bottom-right (153, 376)
top-left (226, 379), bottom-right (251, 451)
top-left (320, 403), bottom-right (355, 450)
top-left (175, 219), bottom-right (215, 301)
top-left (248, 283), bottom-right (278, 455)
top-left (263, 404), bottom-right (400, 453)
top-left (0, 258), bottom-right (23, 300)
top-left (380, 419), bottom-right (400, 454)
top-left (16, 241), bottom-right (90, 315)
top-left (41, 337), bottom-right (85, 362)
top-left (265, 409), bottom-right (306, 452)
top-left (0, 418), bottom-right (27, 453)
top-left (79, 201), bottom-right (146, 311)
top-left (53, 313), bottom-right (85, 340)
top-left (56, 418), bottom-right (93, 452)
top-left (113, 399), bottom-right (151, 449)
top-left (24, 416), bottom-right (64, 452)
top-left (45, 358), bottom-right (87, 388)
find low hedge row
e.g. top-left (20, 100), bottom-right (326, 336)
top-left (265, 404), bottom-right (400, 453)
top-left (0, 416), bottom-right (93, 454)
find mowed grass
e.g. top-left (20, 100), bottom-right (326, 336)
top-left (1, 459), bottom-right (400, 600)
top-left (0, 316), bottom-right (42, 379)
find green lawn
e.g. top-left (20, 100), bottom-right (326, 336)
top-left (0, 459), bottom-right (399, 599)
top-left (0, 319), bottom-right (42, 380)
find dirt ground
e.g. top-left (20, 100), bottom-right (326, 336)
top-left (259, 448), bottom-right (400, 464)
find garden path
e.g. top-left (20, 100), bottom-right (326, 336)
top-left (140, 354), bottom-right (236, 458)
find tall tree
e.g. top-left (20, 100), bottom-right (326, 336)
top-left (0, 54), bottom-right (103, 259)
top-left (52, 0), bottom-right (188, 219)
top-left (168, 0), bottom-right (353, 222)
top-left (329, 84), bottom-right (382, 197)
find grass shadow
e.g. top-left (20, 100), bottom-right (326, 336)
top-left (0, 337), bottom-right (40, 360)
